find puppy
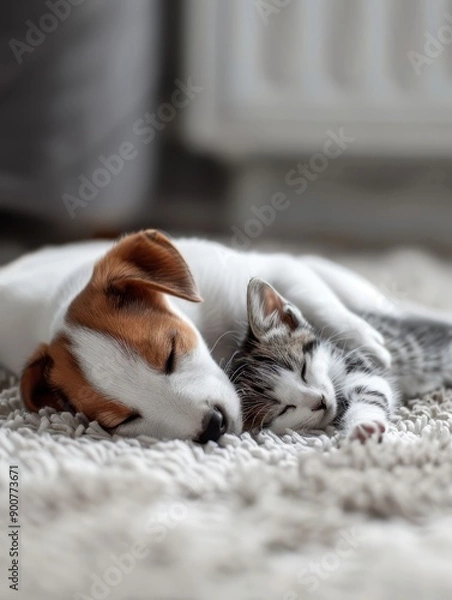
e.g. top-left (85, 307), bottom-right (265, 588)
top-left (0, 230), bottom-right (388, 442)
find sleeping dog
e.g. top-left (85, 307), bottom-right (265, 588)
top-left (0, 230), bottom-right (389, 442)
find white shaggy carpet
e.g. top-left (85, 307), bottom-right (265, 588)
top-left (2, 248), bottom-right (452, 600)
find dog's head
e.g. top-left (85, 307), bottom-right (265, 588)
top-left (20, 230), bottom-right (241, 442)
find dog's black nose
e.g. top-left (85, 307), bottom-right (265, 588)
top-left (197, 406), bottom-right (228, 444)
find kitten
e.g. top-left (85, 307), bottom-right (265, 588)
top-left (227, 278), bottom-right (452, 442)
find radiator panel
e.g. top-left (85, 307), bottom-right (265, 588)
top-left (183, 0), bottom-right (452, 156)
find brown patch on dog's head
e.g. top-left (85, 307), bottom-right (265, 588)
top-left (21, 229), bottom-right (203, 424)
top-left (21, 344), bottom-right (61, 412)
top-left (21, 336), bottom-right (136, 429)
top-left (67, 229), bottom-right (200, 371)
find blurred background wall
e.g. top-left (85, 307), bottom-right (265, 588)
top-left (1, 0), bottom-right (452, 253)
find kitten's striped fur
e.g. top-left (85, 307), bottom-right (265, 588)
top-left (228, 278), bottom-right (452, 442)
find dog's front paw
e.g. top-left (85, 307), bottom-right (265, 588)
top-left (345, 319), bottom-right (391, 370)
top-left (348, 419), bottom-right (386, 443)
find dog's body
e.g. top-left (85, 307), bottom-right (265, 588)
top-left (0, 230), bottom-right (391, 442)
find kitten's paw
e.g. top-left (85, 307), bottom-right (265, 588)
top-left (349, 420), bottom-right (386, 443)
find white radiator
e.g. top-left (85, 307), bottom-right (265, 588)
top-left (183, 0), bottom-right (452, 158)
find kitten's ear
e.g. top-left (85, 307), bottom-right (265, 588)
top-left (247, 278), bottom-right (303, 338)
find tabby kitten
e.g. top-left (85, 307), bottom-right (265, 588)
top-left (227, 278), bottom-right (452, 442)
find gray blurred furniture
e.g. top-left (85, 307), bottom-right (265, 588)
top-left (0, 0), bottom-right (160, 232)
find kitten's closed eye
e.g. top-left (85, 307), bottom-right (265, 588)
top-left (301, 362), bottom-right (307, 382)
top-left (278, 404), bottom-right (296, 417)
top-left (303, 340), bottom-right (317, 354)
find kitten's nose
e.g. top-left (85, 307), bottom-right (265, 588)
top-left (197, 406), bottom-right (228, 444)
top-left (312, 395), bottom-right (327, 412)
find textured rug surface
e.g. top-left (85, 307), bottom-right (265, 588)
top-left (2, 248), bottom-right (452, 600)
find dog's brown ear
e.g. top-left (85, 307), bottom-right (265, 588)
top-left (20, 344), bottom-right (61, 412)
top-left (95, 229), bottom-right (203, 303)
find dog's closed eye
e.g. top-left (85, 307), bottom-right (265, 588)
top-left (121, 413), bottom-right (142, 426)
top-left (165, 337), bottom-right (177, 375)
